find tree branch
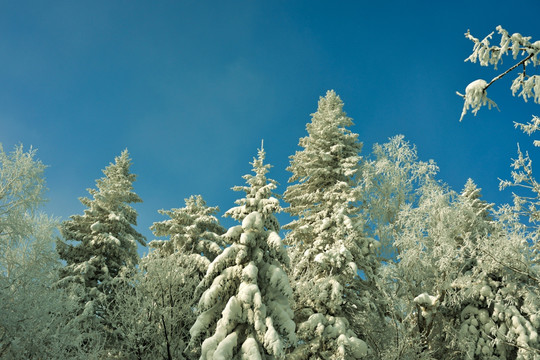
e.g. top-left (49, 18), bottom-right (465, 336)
top-left (484, 52), bottom-right (535, 90)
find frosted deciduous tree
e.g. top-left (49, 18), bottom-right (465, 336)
top-left (106, 255), bottom-right (202, 360)
top-left (56, 149), bottom-right (146, 349)
top-left (189, 143), bottom-right (296, 359)
top-left (389, 177), bottom-right (540, 359)
top-left (457, 25), bottom-right (540, 220)
top-left (0, 144), bottom-right (104, 359)
top-left (455, 27), bottom-right (540, 358)
top-left (0, 144), bottom-right (46, 264)
top-left (388, 180), bottom-right (477, 359)
top-left (283, 90), bottom-right (372, 359)
top-left (356, 136), bottom-right (439, 358)
top-left (360, 135), bottom-right (438, 261)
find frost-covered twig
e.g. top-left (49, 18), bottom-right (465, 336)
top-left (458, 26), bottom-right (540, 121)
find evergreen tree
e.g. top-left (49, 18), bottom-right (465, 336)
top-left (148, 194), bottom-right (226, 273)
top-left (283, 91), bottom-right (372, 359)
top-left (189, 143), bottom-right (296, 359)
top-left (56, 149), bottom-right (146, 348)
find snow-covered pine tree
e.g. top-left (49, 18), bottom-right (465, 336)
top-left (283, 90), bottom-right (373, 359)
top-left (56, 149), bottom-right (146, 349)
top-left (148, 194), bottom-right (226, 273)
top-left (116, 195), bottom-right (226, 359)
top-left (189, 143), bottom-right (296, 360)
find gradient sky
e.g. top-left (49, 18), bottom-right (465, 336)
top-left (1, 1), bottom-right (539, 252)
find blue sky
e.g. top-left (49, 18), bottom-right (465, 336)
top-left (1, 1), bottom-right (539, 251)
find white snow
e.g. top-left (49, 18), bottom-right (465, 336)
top-left (263, 317), bottom-right (283, 358)
top-left (90, 221), bottom-right (104, 232)
top-left (242, 212), bottom-right (263, 231)
top-left (237, 282), bottom-right (260, 306)
top-left (242, 262), bottom-right (258, 283)
top-left (213, 332), bottom-right (238, 360)
top-left (458, 79), bottom-right (498, 121)
top-left (222, 296), bottom-right (243, 326)
top-left (267, 231), bottom-right (282, 249)
top-left (348, 337), bottom-right (368, 358)
top-left (240, 337), bottom-right (262, 360)
top-left (108, 213), bottom-right (121, 221)
top-left (224, 225), bottom-right (243, 241)
top-left (414, 292), bottom-right (439, 307)
top-left (190, 305), bottom-right (220, 338)
top-left (240, 231), bottom-right (256, 246)
top-left (320, 217), bottom-right (332, 231)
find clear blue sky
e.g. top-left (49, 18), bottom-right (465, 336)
top-left (1, 1), bottom-right (539, 252)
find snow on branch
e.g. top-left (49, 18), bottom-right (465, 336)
top-left (457, 79), bottom-right (498, 122)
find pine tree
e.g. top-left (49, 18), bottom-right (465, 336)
top-left (283, 91), bottom-right (372, 359)
top-left (189, 143), bottom-right (296, 359)
top-left (148, 194), bottom-right (226, 273)
top-left (56, 149), bottom-right (146, 348)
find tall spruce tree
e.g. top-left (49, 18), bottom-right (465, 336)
top-left (284, 91), bottom-right (374, 359)
top-left (189, 143), bottom-right (296, 359)
top-left (56, 149), bottom-right (146, 347)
